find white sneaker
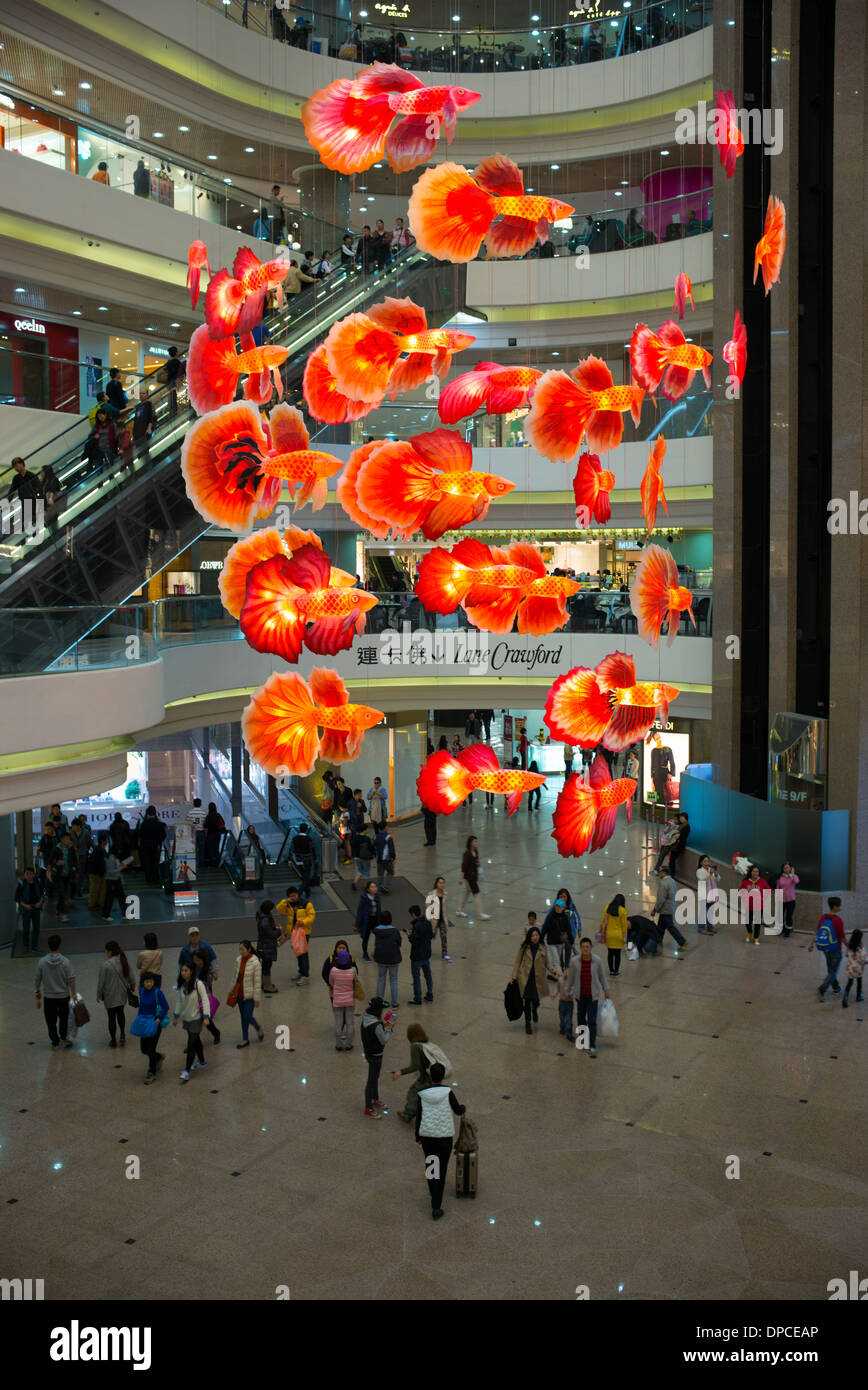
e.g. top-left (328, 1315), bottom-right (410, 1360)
top-left (456, 910), bottom-right (468, 918)
top-left (479, 913), bottom-right (491, 920)
top-left (179, 1070), bottom-right (190, 1083)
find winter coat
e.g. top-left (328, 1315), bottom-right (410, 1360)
top-left (355, 892), bottom-right (381, 934)
top-left (416, 1084), bottom-right (465, 1139)
top-left (424, 891), bottom-right (448, 926)
top-left (460, 848), bottom-right (480, 893)
top-left (234, 953), bottom-right (262, 1005)
top-left (256, 909), bottom-right (282, 963)
top-left (511, 940), bottom-right (554, 996)
top-left (565, 952), bottom-right (609, 1002)
top-left (408, 917), bottom-right (434, 961)
top-left (328, 964), bottom-right (356, 1007)
top-left (373, 923), bottom-right (402, 965)
top-left (96, 955), bottom-right (133, 1008)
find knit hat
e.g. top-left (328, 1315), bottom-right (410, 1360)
top-left (335, 949), bottom-right (350, 966)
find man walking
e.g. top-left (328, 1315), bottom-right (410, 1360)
top-left (374, 823), bottom-right (397, 895)
top-left (809, 896), bottom-right (846, 1001)
top-left (35, 934), bottom-right (77, 1049)
top-left (15, 866), bottom-right (44, 954)
top-left (565, 937), bottom-right (611, 1058)
top-left (651, 866), bottom-right (688, 951)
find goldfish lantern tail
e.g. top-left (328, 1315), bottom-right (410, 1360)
top-left (551, 776), bottom-right (599, 859)
top-left (186, 325), bottom-right (239, 415)
top-left (417, 752), bottom-right (472, 815)
top-left (629, 324), bottom-right (668, 394)
top-left (303, 345), bottom-right (374, 424)
top-left (630, 543), bottom-right (677, 648)
top-left (524, 371), bottom-right (594, 463)
top-left (487, 368), bottom-right (541, 415)
top-left (516, 594), bottom-right (569, 637)
top-left (267, 403), bottom-right (310, 454)
top-left (761, 194), bottom-right (786, 294)
top-left (415, 547), bottom-right (474, 614)
top-left (545, 666), bottom-right (612, 746)
top-left (240, 555), bottom-right (306, 664)
top-left (241, 672), bottom-right (321, 778)
top-left (204, 268), bottom-right (246, 339)
top-left (181, 401), bottom-right (270, 533)
top-left (385, 114), bottom-right (442, 174)
top-left (356, 439), bottom-right (434, 531)
top-left (219, 528), bottom-right (289, 619)
top-left (324, 313), bottom-right (401, 404)
top-left (336, 444), bottom-right (392, 539)
top-left (301, 78), bottom-right (391, 174)
top-left (407, 163), bottom-right (495, 264)
top-left (438, 364), bottom-right (498, 424)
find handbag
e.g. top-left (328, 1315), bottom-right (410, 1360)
top-left (454, 1114), bottom-right (478, 1153)
top-left (353, 974), bottom-right (366, 1001)
top-left (504, 979), bottom-right (523, 1022)
top-left (595, 923), bottom-right (606, 944)
top-left (130, 1013), bottom-right (157, 1038)
top-left (226, 983), bottom-right (240, 1008)
top-left (126, 988), bottom-right (138, 1007)
top-left (72, 996), bottom-right (90, 1027)
top-left (207, 992), bottom-right (220, 1018)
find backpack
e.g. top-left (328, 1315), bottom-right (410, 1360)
top-left (421, 1041), bottom-right (453, 1078)
top-left (357, 835), bottom-right (374, 862)
top-left (815, 916), bottom-right (838, 952)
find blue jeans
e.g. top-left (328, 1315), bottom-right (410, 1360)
top-left (376, 963), bottom-right (399, 1007)
top-left (659, 914), bottom-right (686, 947)
top-left (818, 949), bottom-right (842, 995)
top-left (577, 995), bottom-right (598, 1049)
top-left (558, 998), bottom-right (574, 1036)
top-left (411, 959), bottom-right (433, 1002)
top-left (239, 997), bottom-right (260, 1041)
top-left (364, 1053), bottom-right (383, 1109)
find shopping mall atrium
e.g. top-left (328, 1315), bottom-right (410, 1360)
top-left (0, 0), bottom-right (865, 1335)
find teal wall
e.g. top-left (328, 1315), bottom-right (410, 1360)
top-left (669, 530), bottom-right (712, 571)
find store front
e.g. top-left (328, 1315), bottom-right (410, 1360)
top-left (0, 311), bottom-right (80, 412)
top-left (0, 97), bottom-right (76, 170)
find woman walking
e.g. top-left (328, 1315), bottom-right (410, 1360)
top-left (232, 940), bottom-right (264, 1047)
top-left (132, 971), bottom-right (169, 1084)
top-left (96, 941), bottom-right (134, 1048)
top-left (355, 879), bottom-right (382, 961)
top-left (696, 856), bottom-right (720, 934)
top-left (457, 836), bottom-right (489, 920)
top-left (777, 862), bottom-right (800, 937)
top-left (391, 1022), bottom-right (432, 1123)
top-left (842, 929), bottom-right (866, 1008)
top-left (136, 931), bottom-right (162, 987)
top-left (192, 948), bottom-right (221, 1046)
top-left (172, 962), bottom-right (211, 1082)
top-left (600, 894), bottom-right (628, 977)
top-left (740, 864), bottom-right (771, 945)
top-left (256, 898), bottom-right (282, 993)
top-left (328, 946), bottom-right (357, 1050)
top-left (415, 1062), bottom-right (466, 1220)
top-left (425, 876), bottom-right (451, 963)
top-left (510, 925), bottom-right (557, 1035)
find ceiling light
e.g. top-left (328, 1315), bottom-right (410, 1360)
top-left (79, 81), bottom-right (91, 90)
top-left (551, 351), bottom-right (560, 356)
top-left (531, 28), bottom-right (539, 35)
top-left (223, 177), bottom-right (232, 184)
top-left (359, 8), bottom-right (368, 14)
top-left (178, 125), bottom-right (190, 132)
top-left (660, 149), bottom-right (670, 155)
top-left (97, 305), bottom-right (108, 311)
top-left (244, 146), bottom-right (254, 152)
top-left (53, 88), bottom-right (64, 96)
top-left (359, 185), bottom-right (367, 191)
top-left (452, 14), bottom-right (461, 20)
top-left (367, 195), bottom-right (375, 201)
top-left (208, 154), bottom-right (218, 160)
top-left (550, 163), bottom-right (560, 170)
top-left (170, 322), bottom-right (180, 328)
top-left (614, 190), bottom-right (622, 197)
top-left (620, 179), bottom-right (629, 186)
top-left (531, 12), bottom-right (540, 18)
top-left (153, 131), bottom-right (164, 138)
top-left (236, 224), bottom-right (242, 230)
top-left (13, 286), bottom-right (25, 293)
top-left (526, 186), bottom-right (534, 192)
top-left (72, 309), bottom-right (82, 316)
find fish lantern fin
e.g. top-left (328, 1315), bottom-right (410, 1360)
top-left (603, 704), bottom-right (657, 752)
top-left (283, 543), bottom-right (332, 593)
top-left (588, 754), bottom-right (612, 790)
top-left (410, 427), bottom-right (472, 470)
top-left (232, 247), bottom-right (262, 281)
top-left (594, 651), bottom-right (636, 690)
top-left (352, 61), bottom-right (424, 95)
top-left (268, 403), bottom-right (310, 453)
top-left (366, 296), bottom-right (428, 336)
top-left (572, 355), bottom-right (614, 391)
top-left (545, 667), bottom-right (610, 746)
top-left (310, 667), bottom-right (349, 705)
top-left (590, 806), bottom-right (618, 852)
top-left (473, 153), bottom-right (524, 196)
top-left (456, 743), bottom-right (500, 774)
top-left (551, 776), bottom-right (597, 858)
top-left (485, 216), bottom-right (540, 258)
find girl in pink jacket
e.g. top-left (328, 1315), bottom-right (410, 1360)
top-left (329, 948), bottom-right (357, 1051)
top-left (777, 863), bottom-right (800, 936)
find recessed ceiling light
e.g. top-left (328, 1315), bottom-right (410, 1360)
top-left (452, 14), bottom-right (461, 21)
top-left (146, 327), bottom-right (154, 332)
top-left (531, 12), bottom-right (540, 19)
top-left (13, 286), bottom-right (25, 292)
top-left (53, 87), bottom-right (64, 96)
top-left (97, 305), bottom-right (108, 311)
top-left (170, 322), bottom-right (180, 328)
top-left (551, 351), bottom-right (560, 356)
top-left (614, 190), bottom-right (622, 197)
top-left (79, 81), bottom-right (91, 89)
top-left (620, 179), bottom-right (629, 186)
top-left (526, 186), bottom-right (534, 192)
top-left (660, 149), bottom-right (670, 155)
top-left (153, 131), bottom-right (164, 138)
top-left (236, 224), bottom-right (242, 230)
top-left (208, 154), bottom-right (218, 160)
top-left (367, 195), bottom-right (375, 201)
top-left (223, 177), bottom-right (232, 184)
top-left (178, 125), bottom-right (190, 132)
top-left (550, 163), bottom-right (560, 170)
top-left (244, 146), bottom-right (254, 152)
top-left (359, 8), bottom-right (368, 15)
top-left (72, 309), bottom-right (82, 316)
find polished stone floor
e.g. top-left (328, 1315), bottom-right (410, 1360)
top-left (2, 785), bottom-right (866, 1302)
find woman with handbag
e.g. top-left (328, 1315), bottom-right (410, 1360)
top-left (510, 925), bottom-right (557, 1035)
top-left (456, 836), bottom-right (490, 920)
top-left (192, 948), bottom-right (221, 1046)
top-left (599, 894), bottom-right (628, 977)
top-left (328, 947), bottom-right (357, 1051)
top-left (96, 940), bottom-right (136, 1048)
top-left (231, 940), bottom-right (264, 1048)
top-left (172, 962), bottom-right (211, 1082)
top-left (256, 899), bottom-right (282, 994)
top-left (131, 971), bottom-right (169, 1084)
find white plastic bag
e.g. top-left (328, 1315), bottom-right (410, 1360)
top-left (626, 944), bottom-right (639, 962)
top-left (597, 998), bottom-right (619, 1039)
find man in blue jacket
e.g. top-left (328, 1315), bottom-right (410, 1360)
top-left (374, 824), bottom-right (396, 895)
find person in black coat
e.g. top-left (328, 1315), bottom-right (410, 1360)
top-left (355, 881), bottom-right (381, 961)
top-left (203, 802), bottom-right (224, 867)
top-left (137, 806), bottom-right (167, 884)
top-left (405, 905), bottom-right (435, 1004)
top-left (321, 937), bottom-right (359, 985)
top-left (372, 909), bottom-right (402, 1010)
top-left (256, 899), bottom-right (282, 993)
top-left (628, 914), bottom-right (665, 956)
top-left (110, 812), bottom-right (134, 860)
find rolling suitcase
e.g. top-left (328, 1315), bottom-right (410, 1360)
top-left (455, 1150), bottom-right (478, 1198)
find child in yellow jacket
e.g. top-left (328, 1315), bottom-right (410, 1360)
top-left (600, 894), bottom-right (628, 978)
top-left (275, 888), bottom-right (316, 985)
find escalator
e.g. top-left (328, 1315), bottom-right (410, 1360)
top-left (365, 553), bottom-right (411, 592)
top-left (0, 252), bottom-right (467, 674)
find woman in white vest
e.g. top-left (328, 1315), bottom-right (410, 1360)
top-left (415, 1062), bottom-right (465, 1221)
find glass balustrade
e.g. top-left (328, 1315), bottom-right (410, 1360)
top-left (201, 0), bottom-right (712, 72)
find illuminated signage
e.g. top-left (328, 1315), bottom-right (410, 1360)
top-left (374, 2), bottom-right (410, 15)
top-left (199, 559), bottom-right (224, 570)
top-left (13, 317), bottom-right (46, 334)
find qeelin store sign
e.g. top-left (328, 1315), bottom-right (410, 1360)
top-left (13, 316), bottom-right (47, 334)
top-left (0, 312), bottom-right (81, 413)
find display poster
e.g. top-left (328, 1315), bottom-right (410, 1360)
top-left (643, 730), bottom-right (691, 807)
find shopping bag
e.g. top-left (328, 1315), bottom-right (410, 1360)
top-left (72, 994), bottom-right (90, 1028)
top-left (597, 998), bottom-right (619, 1038)
top-left (503, 979), bottom-right (523, 1021)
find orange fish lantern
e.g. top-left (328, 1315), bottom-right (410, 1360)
top-left (545, 652), bottom-right (680, 752)
top-left (219, 526), bottom-right (353, 619)
top-left (336, 444), bottom-right (395, 541)
top-left (722, 311), bottom-right (747, 394)
top-left (640, 435), bottom-right (668, 534)
top-left (415, 538), bottom-right (579, 635)
top-left (205, 248), bottom-right (289, 339)
top-left (187, 240), bottom-right (211, 308)
top-left (322, 297), bottom-right (475, 406)
top-left (630, 544), bottom-right (695, 647)
top-left (344, 429), bottom-right (514, 541)
top-left (573, 451), bottom-right (615, 525)
top-left (302, 63), bottom-right (481, 174)
top-left (408, 154), bottom-right (574, 263)
top-left (753, 195), bottom-right (786, 295)
top-left (630, 320), bottom-right (712, 401)
top-left (418, 744), bottom-right (545, 817)
top-left (187, 325), bottom-right (290, 415)
top-left (715, 89), bottom-right (745, 179)
top-left (551, 755), bottom-right (636, 858)
top-left (673, 272), bottom-right (695, 320)
top-left (438, 362), bottom-right (542, 424)
top-left (241, 544), bottom-right (378, 663)
top-left (242, 668), bottom-right (384, 777)
top-left (181, 402), bottom-right (343, 531)
top-left (524, 357), bottom-right (644, 462)
top-left (303, 345), bottom-right (376, 425)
